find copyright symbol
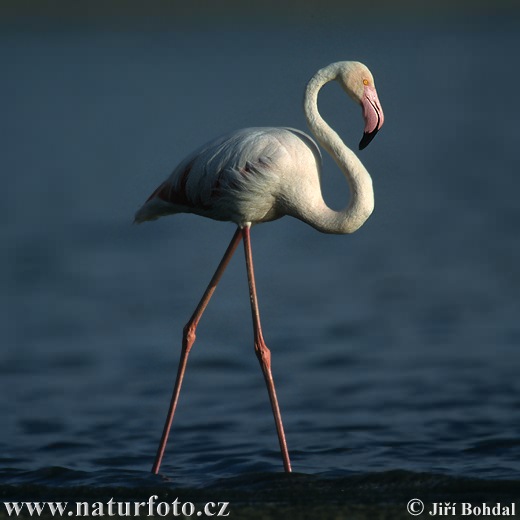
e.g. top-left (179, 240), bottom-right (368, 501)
top-left (407, 498), bottom-right (424, 516)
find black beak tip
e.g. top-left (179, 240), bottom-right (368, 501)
top-left (359, 130), bottom-right (378, 151)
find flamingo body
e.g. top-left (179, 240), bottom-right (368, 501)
top-left (135, 127), bottom-right (322, 227)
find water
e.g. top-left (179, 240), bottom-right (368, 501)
top-left (2, 7), bottom-right (520, 517)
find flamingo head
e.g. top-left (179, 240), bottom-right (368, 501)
top-left (338, 61), bottom-right (384, 150)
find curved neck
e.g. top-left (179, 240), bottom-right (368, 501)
top-left (302, 62), bottom-right (374, 234)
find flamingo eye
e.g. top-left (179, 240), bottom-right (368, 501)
top-left (363, 79), bottom-right (369, 86)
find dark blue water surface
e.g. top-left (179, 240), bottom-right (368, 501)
top-left (2, 7), bottom-right (520, 516)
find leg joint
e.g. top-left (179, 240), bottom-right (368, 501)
top-left (182, 322), bottom-right (196, 352)
top-left (255, 341), bottom-right (272, 371)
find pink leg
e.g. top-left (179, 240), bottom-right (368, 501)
top-left (242, 225), bottom-right (292, 473)
top-left (152, 228), bottom-right (243, 474)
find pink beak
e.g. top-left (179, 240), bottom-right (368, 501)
top-left (359, 85), bottom-right (384, 150)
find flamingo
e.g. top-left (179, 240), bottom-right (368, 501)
top-left (135, 61), bottom-right (384, 474)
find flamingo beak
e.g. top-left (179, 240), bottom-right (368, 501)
top-left (359, 85), bottom-right (384, 150)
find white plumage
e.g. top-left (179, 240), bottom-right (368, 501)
top-left (135, 127), bottom-right (323, 226)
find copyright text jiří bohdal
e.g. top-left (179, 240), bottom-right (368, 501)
top-left (407, 499), bottom-right (516, 516)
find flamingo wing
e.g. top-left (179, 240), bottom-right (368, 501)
top-left (134, 127), bottom-right (322, 225)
